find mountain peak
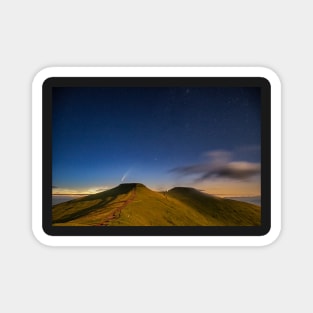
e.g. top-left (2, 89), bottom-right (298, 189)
top-left (119, 183), bottom-right (146, 188)
top-left (53, 182), bottom-right (261, 226)
top-left (169, 187), bottom-right (198, 192)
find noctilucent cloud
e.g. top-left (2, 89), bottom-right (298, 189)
top-left (52, 87), bottom-right (261, 196)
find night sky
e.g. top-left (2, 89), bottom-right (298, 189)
top-left (52, 86), bottom-right (261, 196)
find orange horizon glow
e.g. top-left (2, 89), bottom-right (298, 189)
top-left (52, 180), bottom-right (260, 198)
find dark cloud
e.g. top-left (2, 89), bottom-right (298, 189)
top-left (170, 150), bottom-right (260, 181)
top-left (170, 164), bottom-right (209, 175)
top-left (52, 186), bottom-right (58, 189)
top-left (199, 162), bottom-right (260, 180)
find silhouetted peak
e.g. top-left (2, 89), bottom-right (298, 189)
top-left (119, 183), bottom-right (146, 188)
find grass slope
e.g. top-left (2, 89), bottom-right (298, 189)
top-left (52, 183), bottom-right (261, 226)
top-left (52, 184), bottom-right (137, 226)
top-left (167, 187), bottom-right (261, 226)
top-left (108, 184), bottom-right (210, 226)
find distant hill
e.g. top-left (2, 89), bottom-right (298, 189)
top-left (52, 183), bottom-right (261, 226)
top-left (225, 196), bottom-right (261, 206)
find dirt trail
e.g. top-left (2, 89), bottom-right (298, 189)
top-left (97, 188), bottom-right (136, 226)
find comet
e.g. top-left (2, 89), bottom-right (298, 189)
top-left (121, 168), bottom-right (132, 182)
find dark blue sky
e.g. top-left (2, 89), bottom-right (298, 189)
top-left (52, 86), bottom-right (261, 195)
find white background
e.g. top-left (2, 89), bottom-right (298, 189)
top-left (0, 1), bottom-right (311, 312)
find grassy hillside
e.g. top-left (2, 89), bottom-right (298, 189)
top-left (108, 184), bottom-right (211, 226)
top-left (167, 187), bottom-right (261, 226)
top-left (52, 183), bottom-right (261, 226)
top-left (52, 184), bottom-right (137, 226)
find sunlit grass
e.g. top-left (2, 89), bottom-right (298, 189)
top-left (52, 183), bottom-right (261, 226)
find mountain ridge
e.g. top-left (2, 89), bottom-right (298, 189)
top-left (52, 183), bottom-right (261, 226)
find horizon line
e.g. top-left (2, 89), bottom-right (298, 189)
top-left (52, 192), bottom-right (261, 197)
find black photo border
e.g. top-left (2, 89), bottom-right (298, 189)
top-left (42, 77), bottom-right (271, 237)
